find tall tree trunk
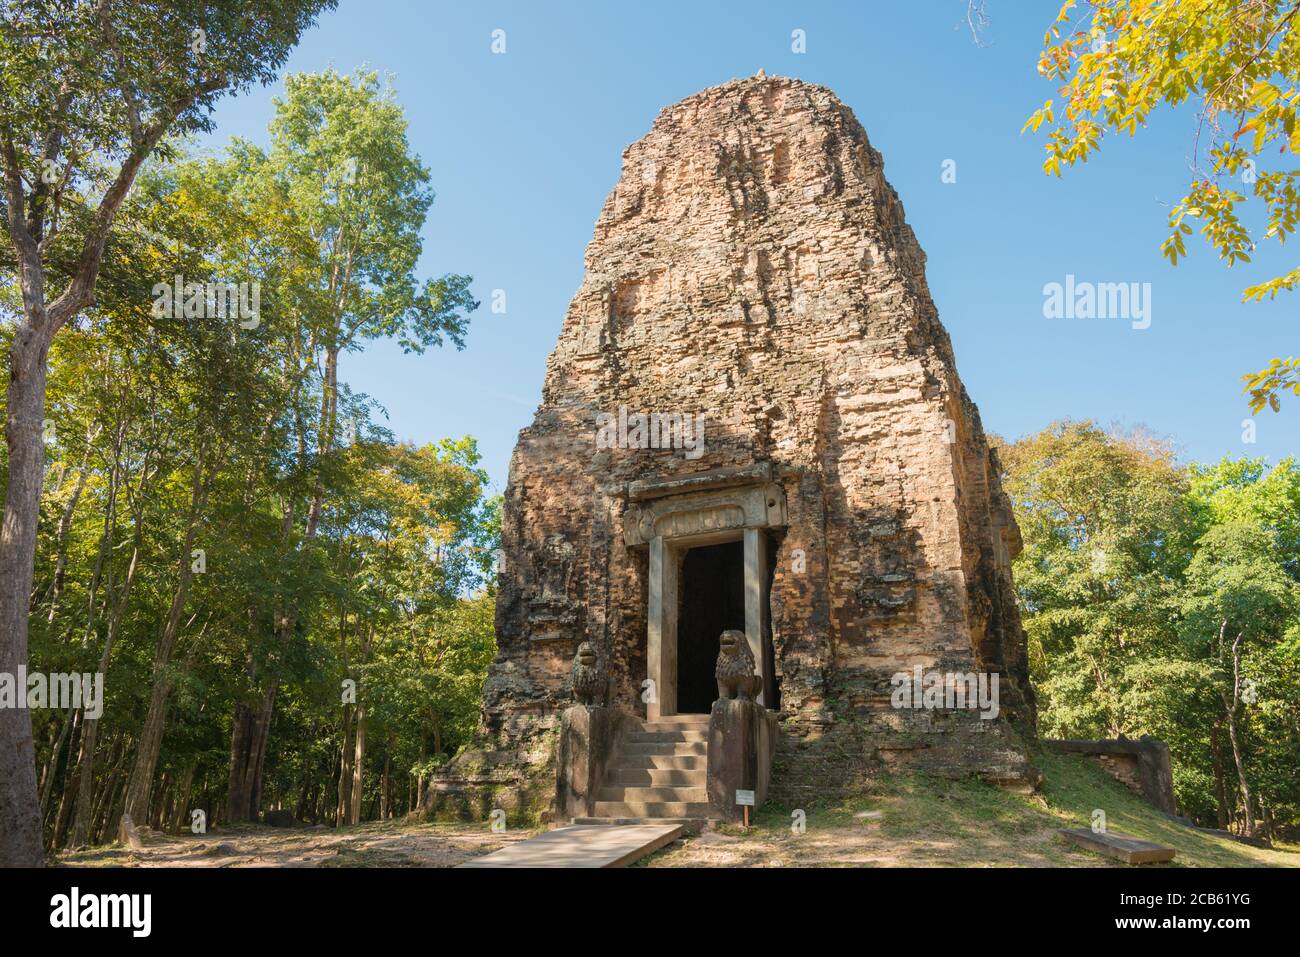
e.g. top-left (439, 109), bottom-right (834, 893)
top-left (51, 709), bottom-right (82, 848)
top-left (1223, 697), bottom-right (1255, 835)
top-left (0, 76), bottom-right (180, 863)
top-left (336, 706), bottom-right (354, 826)
top-left (95, 735), bottom-right (130, 845)
top-left (121, 680), bottom-right (170, 832)
top-left (69, 722), bottom-right (102, 847)
top-left (349, 701), bottom-right (365, 825)
top-left (294, 776), bottom-right (311, 822)
top-left (304, 347), bottom-right (338, 540)
top-left (0, 324), bottom-right (53, 865)
top-left (380, 750), bottom-right (391, 820)
top-left (333, 591), bottom-right (354, 825)
top-left (169, 764), bottom-right (195, 834)
top-left (345, 623), bottom-right (373, 826)
top-left (69, 541), bottom-right (140, 846)
top-left (1211, 718), bottom-right (1230, 829)
top-left (36, 715), bottom-right (59, 796)
top-left (415, 734), bottom-right (426, 813)
top-left (87, 731), bottom-right (122, 844)
top-left (224, 606), bottom-right (300, 823)
top-left (39, 703), bottom-right (76, 815)
top-left (227, 346), bottom-right (340, 821)
top-left (120, 450), bottom-right (210, 831)
top-left (152, 772), bottom-right (170, 829)
top-left (1223, 629), bottom-right (1256, 837)
top-left (226, 685), bottom-right (276, 822)
top-left (44, 426), bottom-right (98, 621)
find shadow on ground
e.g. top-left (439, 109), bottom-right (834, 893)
top-left (56, 819), bottom-right (537, 868)
top-left (53, 753), bottom-right (1299, 868)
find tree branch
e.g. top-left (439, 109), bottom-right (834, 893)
top-left (0, 130), bottom-right (46, 324)
top-left (46, 74), bottom-right (228, 332)
top-left (96, 0), bottom-right (143, 148)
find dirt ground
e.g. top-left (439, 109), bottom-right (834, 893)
top-left (53, 755), bottom-right (1300, 869)
top-left (56, 819), bottom-right (538, 868)
top-left (54, 816), bottom-right (1099, 869)
top-left (53, 813), bottom-right (1298, 869)
top-left (640, 818), bottom-right (1112, 867)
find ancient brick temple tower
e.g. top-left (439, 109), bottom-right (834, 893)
top-left (427, 74), bottom-right (1038, 820)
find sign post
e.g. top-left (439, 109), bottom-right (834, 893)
top-left (735, 788), bottom-right (755, 828)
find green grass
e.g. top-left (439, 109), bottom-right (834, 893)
top-left (1030, 748), bottom-right (1297, 866)
top-left (661, 750), bottom-right (1299, 867)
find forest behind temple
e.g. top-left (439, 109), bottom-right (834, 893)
top-left (3, 10), bottom-right (1298, 856)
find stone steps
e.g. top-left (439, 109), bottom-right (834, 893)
top-left (617, 753), bottom-right (706, 770)
top-left (577, 716), bottom-right (719, 825)
top-left (642, 715), bottom-right (710, 731)
top-left (592, 800), bottom-right (715, 819)
top-left (627, 729), bottom-right (708, 744)
top-left (611, 767), bottom-right (707, 786)
top-left (623, 740), bottom-right (707, 756)
top-left (572, 816), bottom-right (710, 832)
top-left (597, 785), bottom-right (709, 803)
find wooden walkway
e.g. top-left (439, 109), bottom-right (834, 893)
top-left (459, 824), bottom-right (684, 868)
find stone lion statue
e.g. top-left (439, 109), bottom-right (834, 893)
top-left (715, 630), bottom-right (761, 701)
top-left (571, 641), bottom-right (603, 705)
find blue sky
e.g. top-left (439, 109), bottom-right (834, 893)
top-left (199, 0), bottom-right (1296, 493)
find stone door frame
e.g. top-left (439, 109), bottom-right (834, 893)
top-left (622, 464), bottom-right (787, 721)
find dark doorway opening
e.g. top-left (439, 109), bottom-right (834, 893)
top-left (676, 539), bottom-right (745, 714)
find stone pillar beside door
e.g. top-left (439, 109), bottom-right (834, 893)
top-left (646, 534), bottom-right (678, 721)
top-left (743, 527), bottom-right (770, 707)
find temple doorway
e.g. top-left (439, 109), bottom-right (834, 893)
top-left (676, 540), bottom-right (746, 713)
top-left (634, 468), bottom-right (788, 720)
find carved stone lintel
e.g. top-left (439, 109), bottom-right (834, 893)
top-left (623, 478), bottom-right (787, 547)
top-left (627, 462), bottom-right (775, 501)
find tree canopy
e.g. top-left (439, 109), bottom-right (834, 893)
top-left (1025, 0), bottom-right (1300, 412)
top-left (1001, 421), bottom-right (1300, 837)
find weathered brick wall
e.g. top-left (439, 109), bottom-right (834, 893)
top-left (1046, 738), bottom-right (1177, 815)
top-left (426, 74), bottom-right (1037, 820)
top-left (1097, 754), bottom-right (1143, 792)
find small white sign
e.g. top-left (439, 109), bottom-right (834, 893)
top-left (735, 789), bottom-right (755, 807)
